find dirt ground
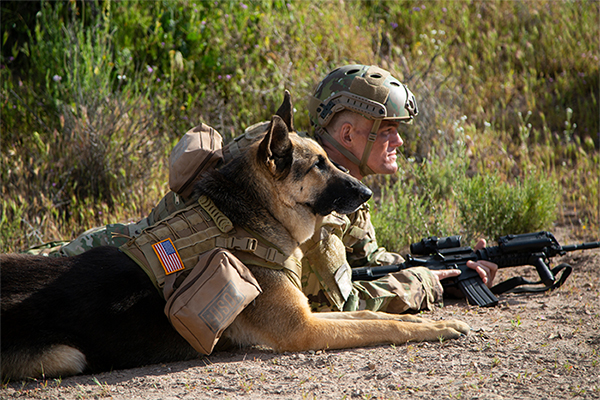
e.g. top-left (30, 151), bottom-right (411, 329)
top-left (2, 228), bottom-right (599, 400)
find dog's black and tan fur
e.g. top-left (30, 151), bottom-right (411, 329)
top-left (1, 92), bottom-right (469, 380)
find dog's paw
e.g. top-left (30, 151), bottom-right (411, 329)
top-left (428, 319), bottom-right (470, 340)
top-left (448, 320), bottom-right (470, 335)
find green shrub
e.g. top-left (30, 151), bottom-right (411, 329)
top-left (1, 1), bottom-right (170, 251)
top-left (369, 176), bottom-right (457, 253)
top-left (457, 172), bottom-right (559, 243)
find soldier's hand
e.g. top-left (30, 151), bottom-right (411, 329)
top-left (430, 269), bottom-right (461, 293)
top-left (430, 238), bottom-right (499, 293)
top-left (466, 238), bottom-right (499, 288)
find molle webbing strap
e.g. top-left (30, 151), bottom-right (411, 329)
top-left (120, 201), bottom-right (222, 291)
top-left (214, 236), bottom-right (286, 266)
top-left (120, 195), bottom-right (300, 293)
top-left (215, 233), bottom-right (302, 289)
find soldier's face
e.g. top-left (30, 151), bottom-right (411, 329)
top-left (354, 119), bottom-right (403, 176)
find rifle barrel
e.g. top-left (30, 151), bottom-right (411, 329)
top-left (561, 241), bottom-right (600, 252)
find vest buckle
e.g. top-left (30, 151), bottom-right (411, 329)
top-left (265, 247), bottom-right (279, 262)
top-left (245, 238), bottom-right (258, 252)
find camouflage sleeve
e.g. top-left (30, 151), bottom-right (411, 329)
top-left (343, 203), bottom-right (404, 267)
top-left (300, 206), bottom-right (442, 313)
top-left (56, 220), bottom-right (150, 257)
top-left (23, 223), bottom-right (145, 257)
top-left (341, 205), bottom-right (442, 312)
top-left (351, 267), bottom-right (443, 313)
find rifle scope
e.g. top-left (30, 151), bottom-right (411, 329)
top-left (410, 235), bottom-right (462, 255)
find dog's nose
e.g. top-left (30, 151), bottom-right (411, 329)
top-left (358, 185), bottom-right (372, 202)
top-left (347, 179), bottom-right (372, 203)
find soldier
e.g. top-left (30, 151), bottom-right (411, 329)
top-left (301, 64), bottom-right (497, 313)
top-left (25, 64), bottom-right (497, 313)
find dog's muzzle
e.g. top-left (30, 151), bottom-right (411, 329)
top-left (313, 176), bottom-right (373, 216)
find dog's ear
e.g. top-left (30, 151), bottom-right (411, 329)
top-left (258, 115), bottom-right (293, 179)
top-left (275, 90), bottom-right (294, 132)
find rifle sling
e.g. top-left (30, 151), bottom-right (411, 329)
top-left (490, 263), bottom-right (572, 295)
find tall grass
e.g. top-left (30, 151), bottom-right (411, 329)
top-left (1, 0), bottom-right (598, 252)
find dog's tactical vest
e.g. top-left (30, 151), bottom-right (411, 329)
top-left (120, 195), bottom-right (302, 295)
top-left (135, 122), bottom-right (370, 313)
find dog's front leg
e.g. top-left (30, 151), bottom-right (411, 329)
top-left (224, 269), bottom-right (469, 352)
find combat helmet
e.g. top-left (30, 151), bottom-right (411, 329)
top-left (308, 64), bottom-right (418, 177)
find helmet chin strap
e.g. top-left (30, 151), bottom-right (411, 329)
top-left (314, 119), bottom-right (381, 178)
top-left (358, 119), bottom-right (381, 177)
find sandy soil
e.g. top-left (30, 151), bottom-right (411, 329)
top-left (2, 230), bottom-right (599, 400)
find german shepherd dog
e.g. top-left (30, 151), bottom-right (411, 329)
top-left (1, 92), bottom-right (469, 380)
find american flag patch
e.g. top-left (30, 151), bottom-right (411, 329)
top-left (152, 238), bottom-right (185, 275)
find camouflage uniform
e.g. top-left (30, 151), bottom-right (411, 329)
top-left (300, 205), bottom-right (441, 313)
top-left (23, 215), bottom-right (152, 257)
top-left (24, 122), bottom-right (441, 313)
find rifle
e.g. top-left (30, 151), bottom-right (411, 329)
top-left (351, 231), bottom-right (600, 307)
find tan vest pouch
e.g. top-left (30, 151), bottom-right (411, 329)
top-left (169, 123), bottom-right (224, 199)
top-left (164, 248), bottom-right (262, 355)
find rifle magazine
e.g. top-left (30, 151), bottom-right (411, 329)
top-left (459, 277), bottom-right (499, 307)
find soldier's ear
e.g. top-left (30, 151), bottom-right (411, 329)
top-left (275, 90), bottom-right (294, 132)
top-left (257, 115), bottom-right (293, 179)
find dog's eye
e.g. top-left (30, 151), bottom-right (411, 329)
top-left (313, 156), bottom-right (328, 171)
top-left (331, 160), bottom-right (349, 173)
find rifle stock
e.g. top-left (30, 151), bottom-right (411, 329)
top-left (351, 231), bottom-right (600, 307)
